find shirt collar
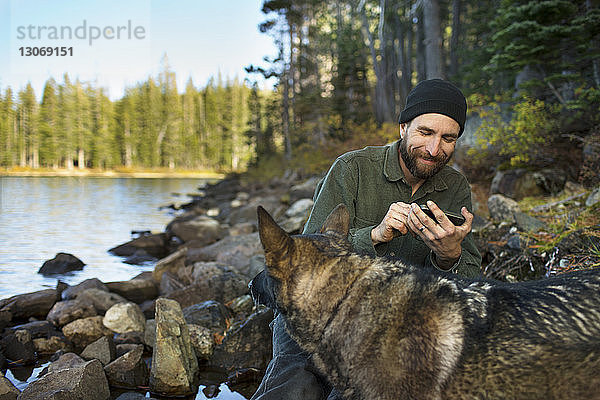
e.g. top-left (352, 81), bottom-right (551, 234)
top-left (384, 140), bottom-right (448, 192)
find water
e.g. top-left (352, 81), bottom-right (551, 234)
top-left (0, 176), bottom-right (210, 299)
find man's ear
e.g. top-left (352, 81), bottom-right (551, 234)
top-left (319, 203), bottom-right (350, 236)
top-left (257, 206), bottom-right (293, 264)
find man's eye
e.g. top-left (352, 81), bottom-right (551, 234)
top-left (443, 137), bottom-right (457, 143)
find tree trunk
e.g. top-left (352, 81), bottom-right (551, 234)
top-left (449, 0), bottom-right (461, 79)
top-left (422, 0), bottom-right (444, 78)
top-left (416, 10), bottom-right (427, 82)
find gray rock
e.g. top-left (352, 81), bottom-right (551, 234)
top-left (123, 250), bottom-right (157, 265)
top-left (114, 331), bottom-right (145, 346)
top-left (75, 288), bottom-right (127, 314)
top-left (104, 344), bottom-right (148, 389)
top-left (285, 198), bottom-right (314, 218)
top-left (185, 232), bottom-right (262, 272)
top-left (182, 301), bottom-right (231, 335)
top-left (0, 289), bottom-right (58, 320)
top-left (47, 299), bottom-right (97, 327)
top-left (18, 359), bottom-right (109, 400)
top-left (144, 319), bottom-right (156, 349)
top-left (487, 194), bottom-right (520, 222)
top-left (33, 336), bottom-right (72, 355)
top-left (187, 324), bottom-right (214, 360)
top-left (227, 196), bottom-right (285, 226)
top-left (228, 222), bottom-right (255, 236)
top-left (532, 169), bottom-right (567, 195)
top-left (490, 169), bottom-right (544, 200)
top-left (586, 187), bottom-right (600, 207)
top-left (105, 279), bottom-right (158, 304)
top-left (289, 177), bottom-right (320, 203)
top-left (47, 353), bottom-right (85, 374)
top-left (149, 298), bottom-right (198, 396)
top-left (62, 278), bottom-right (108, 300)
top-left (166, 215), bottom-right (226, 245)
top-left (108, 233), bottom-right (168, 259)
top-left (0, 373), bottom-right (19, 400)
top-left (278, 215), bottom-right (307, 234)
top-left (115, 392), bottom-right (158, 400)
top-left (81, 336), bottom-right (116, 366)
top-left (8, 321), bottom-right (57, 339)
top-left (514, 211), bottom-right (547, 233)
top-left (115, 344), bottom-right (140, 358)
top-left (139, 300), bottom-right (155, 320)
top-left (209, 308), bottom-right (273, 372)
top-left (103, 303), bottom-right (146, 334)
top-left (61, 316), bottom-right (113, 349)
top-left (506, 235), bottom-right (521, 250)
top-left (38, 253), bottom-right (85, 275)
top-left (159, 272), bottom-right (186, 296)
top-left (1, 330), bottom-right (35, 364)
top-left (152, 247), bottom-right (187, 284)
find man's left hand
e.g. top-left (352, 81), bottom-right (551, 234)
top-left (406, 200), bottom-right (473, 270)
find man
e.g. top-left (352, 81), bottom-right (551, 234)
top-left (251, 79), bottom-right (482, 400)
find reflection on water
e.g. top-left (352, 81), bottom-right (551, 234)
top-left (0, 176), bottom-right (208, 299)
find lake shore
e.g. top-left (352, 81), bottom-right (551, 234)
top-left (0, 168), bottom-right (225, 179)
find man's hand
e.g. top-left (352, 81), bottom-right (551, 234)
top-left (407, 200), bottom-right (473, 270)
top-left (371, 202), bottom-right (412, 245)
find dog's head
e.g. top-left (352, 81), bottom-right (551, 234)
top-left (256, 204), bottom-right (352, 307)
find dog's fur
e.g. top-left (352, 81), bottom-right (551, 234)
top-left (257, 204), bottom-right (600, 400)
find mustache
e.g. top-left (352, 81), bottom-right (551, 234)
top-left (415, 149), bottom-right (447, 163)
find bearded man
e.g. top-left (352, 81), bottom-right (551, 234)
top-left (251, 78), bottom-right (482, 400)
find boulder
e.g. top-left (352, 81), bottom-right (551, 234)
top-left (47, 299), bottom-right (97, 327)
top-left (103, 303), bottom-right (146, 334)
top-left (8, 321), bottom-right (57, 339)
top-left (1, 329), bottom-right (35, 364)
top-left (105, 279), bottom-right (158, 304)
top-left (75, 288), bottom-right (127, 314)
top-left (490, 169), bottom-right (544, 200)
top-left (187, 324), bottom-right (214, 360)
top-left (586, 186), bottom-right (600, 207)
top-left (514, 211), bottom-right (547, 233)
top-left (139, 300), bottom-right (156, 320)
top-left (532, 169), bottom-right (567, 195)
top-left (285, 198), bottom-right (314, 218)
top-left (289, 177), bottom-right (320, 203)
top-left (144, 319), bottom-right (156, 349)
top-left (152, 247), bottom-right (187, 284)
top-left (18, 359), bottom-right (109, 400)
top-left (278, 215), bottom-right (307, 234)
top-left (0, 373), bottom-right (19, 400)
top-left (0, 288), bottom-right (58, 320)
top-left (149, 298), bottom-right (198, 397)
top-left (114, 331), bottom-right (145, 346)
top-left (81, 336), bottom-right (116, 366)
top-left (209, 308), bottom-right (274, 372)
top-left (104, 344), bottom-right (148, 389)
top-left (228, 295), bottom-right (255, 318)
top-left (228, 222), bottom-right (255, 236)
top-left (166, 215), bottom-right (226, 245)
top-left (159, 272), bottom-right (186, 296)
top-left (42, 353), bottom-right (85, 376)
top-left (116, 344), bottom-right (140, 358)
top-left (487, 194), bottom-right (520, 222)
top-left (108, 233), bottom-right (168, 259)
top-left (185, 233), bottom-right (262, 272)
top-left (33, 336), bottom-right (72, 355)
top-left (0, 310), bottom-right (12, 331)
top-left (123, 250), bottom-right (157, 265)
top-left (38, 253), bottom-right (85, 275)
top-left (167, 264), bottom-right (248, 308)
top-left (182, 301), bottom-right (232, 335)
top-left (61, 278), bottom-right (108, 300)
top-left (115, 392), bottom-right (158, 400)
top-left (226, 196), bottom-right (285, 226)
top-left (62, 316), bottom-right (113, 349)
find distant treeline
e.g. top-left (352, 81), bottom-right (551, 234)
top-left (0, 57), bottom-right (279, 171)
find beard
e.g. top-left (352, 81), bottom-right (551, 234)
top-left (399, 139), bottom-right (451, 180)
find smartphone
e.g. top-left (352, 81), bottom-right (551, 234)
top-left (419, 204), bottom-right (465, 226)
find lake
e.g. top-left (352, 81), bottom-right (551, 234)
top-left (0, 175), bottom-right (250, 400)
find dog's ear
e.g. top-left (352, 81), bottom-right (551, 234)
top-left (257, 206), bottom-right (293, 264)
top-left (320, 203), bottom-right (350, 236)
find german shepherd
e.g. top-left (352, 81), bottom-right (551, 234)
top-left (256, 204), bottom-right (600, 400)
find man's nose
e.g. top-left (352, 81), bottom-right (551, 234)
top-left (426, 136), bottom-right (441, 157)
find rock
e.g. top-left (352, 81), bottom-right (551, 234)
top-left (226, 196), bottom-right (285, 226)
top-left (103, 303), bottom-right (146, 334)
top-left (187, 324), bottom-right (214, 360)
top-left (1, 330), bottom-right (35, 364)
top-left (75, 288), bottom-right (127, 314)
top-left (0, 288), bottom-right (58, 320)
top-left (182, 301), bottom-right (232, 335)
top-left (149, 298), bottom-right (198, 397)
top-left (108, 233), bottom-right (168, 259)
top-left (532, 169), bottom-right (567, 195)
top-left (81, 336), bottom-right (116, 366)
top-left (18, 359), bottom-right (110, 400)
top-left (278, 215), bottom-right (307, 234)
top-left (104, 344), bottom-right (149, 389)
top-left (514, 211), bottom-right (546, 233)
top-left (8, 321), bottom-right (57, 339)
top-left (0, 353), bottom-right (6, 370)
top-left (159, 272), bottom-right (186, 296)
top-left (115, 392), bottom-right (158, 400)
top-left (105, 279), bottom-right (158, 304)
top-left (123, 250), bottom-right (157, 265)
top-left (47, 352), bottom-right (85, 373)
top-left (167, 264), bottom-right (248, 308)
top-left (228, 222), bottom-right (255, 236)
top-left (228, 295), bottom-right (255, 318)
top-left (115, 344), bottom-right (140, 358)
top-left (47, 299), bottom-right (97, 327)
top-left (185, 233), bottom-right (262, 272)
top-left (580, 133), bottom-right (600, 188)
top-left (139, 300), bottom-right (155, 320)
top-left (38, 253), bottom-right (85, 275)
top-left (490, 169), bottom-right (544, 200)
top-left (62, 316), bottom-right (113, 349)
top-left (0, 310), bottom-right (12, 331)
top-left (487, 194), bottom-right (520, 222)
top-left (586, 186), bottom-right (600, 207)
top-left (246, 255), bottom-right (266, 281)
top-left (289, 177), bottom-right (320, 203)
top-left (0, 372), bottom-right (19, 400)
top-left (506, 234), bottom-right (521, 250)
top-left (166, 215), bottom-right (226, 245)
top-left (61, 278), bottom-right (108, 300)
top-left (210, 308), bottom-right (273, 372)
top-left (114, 331), bottom-right (145, 346)
top-left (144, 319), bottom-right (156, 349)
top-left (152, 247), bottom-right (187, 284)
top-left (285, 198), bottom-right (314, 218)
top-left (33, 336), bottom-right (72, 355)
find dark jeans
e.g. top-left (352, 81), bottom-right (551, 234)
top-left (249, 271), bottom-right (343, 400)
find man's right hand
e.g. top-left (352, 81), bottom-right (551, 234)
top-left (371, 202), bottom-right (412, 245)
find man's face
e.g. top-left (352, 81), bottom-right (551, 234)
top-left (399, 113), bottom-right (459, 180)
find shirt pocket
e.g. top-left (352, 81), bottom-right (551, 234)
top-left (353, 215), bottom-right (379, 229)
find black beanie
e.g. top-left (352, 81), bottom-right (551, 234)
top-left (398, 79), bottom-right (467, 136)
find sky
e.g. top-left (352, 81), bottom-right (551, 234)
top-left (0, 0), bottom-right (278, 100)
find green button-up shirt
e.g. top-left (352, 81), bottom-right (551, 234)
top-left (303, 140), bottom-right (482, 278)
